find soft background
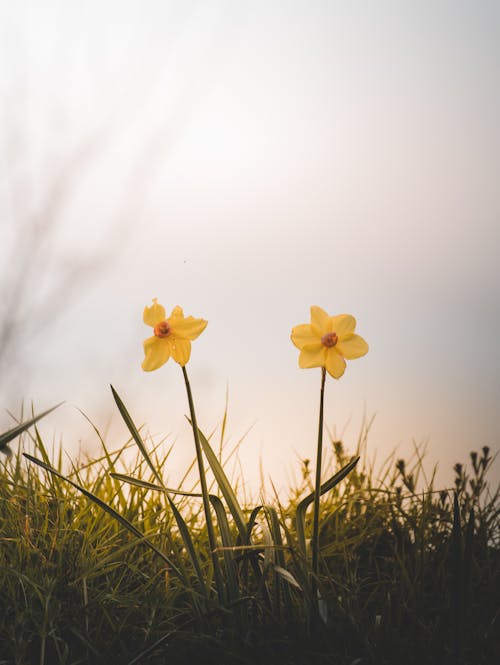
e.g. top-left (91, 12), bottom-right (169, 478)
top-left (1, 0), bottom-right (499, 495)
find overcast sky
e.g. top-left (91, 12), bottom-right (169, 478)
top-left (1, 1), bottom-right (499, 495)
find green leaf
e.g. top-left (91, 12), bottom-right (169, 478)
top-left (245, 504), bottom-right (283, 610)
top-left (210, 494), bottom-right (239, 603)
top-left (110, 387), bottom-right (213, 598)
top-left (166, 493), bottom-right (208, 599)
top-left (195, 423), bottom-right (248, 542)
top-left (246, 505), bottom-right (263, 541)
top-left (188, 418), bottom-right (247, 542)
top-left (295, 456), bottom-right (360, 556)
top-left (111, 471), bottom-right (238, 602)
top-left (108, 478), bottom-right (208, 598)
top-left (23, 453), bottom-right (184, 581)
top-left (110, 385), bottom-right (163, 485)
top-left (110, 473), bottom-right (207, 587)
top-left (0, 403), bottom-right (63, 451)
top-left (110, 472), bottom-right (200, 497)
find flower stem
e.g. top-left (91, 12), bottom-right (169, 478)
top-left (182, 365), bottom-right (224, 601)
top-left (312, 367), bottom-right (326, 592)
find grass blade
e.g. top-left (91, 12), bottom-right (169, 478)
top-left (110, 385), bottom-right (163, 485)
top-left (23, 453), bottom-right (184, 581)
top-left (247, 504), bottom-right (290, 617)
top-left (210, 494), bottom-right (239, 603)
top-left (194, 423), bottom-right (247, 542)
top-left (112, 473), bottom-right (239, 601)
top-left (110, 472), bottom-right (199, 496)
top-left (109, 473), bottom-right (209, 598)
top-left (0, 403), bottom-right (63, 451)
top-left (295, 455), bottom-right (360, 556)
top-left (274, 565), bottom-right (301, 590)
top-left (110, 388), bottom-right (211, 598)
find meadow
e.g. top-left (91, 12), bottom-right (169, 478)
top-left (0, 388), bottom-right (498, 665)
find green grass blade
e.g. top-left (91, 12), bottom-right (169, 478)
top-left (112, 386), bottom-right (202, 582)
top-left (0, 403), bottom-right (63, 451)
top-left (266, 504), bottom-right (290, 616)
top-left (246, 505), bottom-right (263, 539)
top-left (112, 471), bottom-right (239, 601)
top-left (194, 423), bottom-right (247, 541)
top-left (110, 388), bottom-right (212, 598)
top-left (248, 504), bottom-right (287, 617)
top-left (110, 385), bottom-right (163, 485)
top-left (266, 506), bottom-right (286, 567)
top-left (112, 471), bottom-right (216, 596)
top-left (244, 504), bottom-right (277, 609)
top-left (166, 494), bottom-right (209, 599)
top-left (75, 406), bottom-right (129, 506)
top-left (23, 453), bottom-right (184, 581)
top-left (109, 472), bottom-right (208, 598)
top-left (110, 472), bottom-right (199, 496)
top-left (210, 494), bottom-right (239, 603)
top-left (295, 455), bottom-right (360, 555)
top-left (33, 425), bottom-right (54, 469)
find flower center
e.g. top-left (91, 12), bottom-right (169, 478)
top-left (321, 332), bottom-right (338, 348)
top-left (154, 320), bottom-right (171, 338)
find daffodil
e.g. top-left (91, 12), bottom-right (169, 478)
top-left (140, 299), bottom-right (220, 591)
top-left (142, 299), bottom-right (207, 371)
top-left (291, 306), bottom-right (368, 379)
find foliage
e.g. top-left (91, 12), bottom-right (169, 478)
top-left (0, 401), bottom-right (498, 665)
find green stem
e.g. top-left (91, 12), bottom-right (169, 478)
top-left (182, 365), bottom-right (224, 601)
top-left (312, 367), bottom-right (326, 591)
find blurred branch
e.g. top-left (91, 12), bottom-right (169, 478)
top-left (0, 132), bottom-right (104, 367)
top-left (0, 124), bottom-right (172, 397)
top-left (0, 3), bottom-right (232, 403)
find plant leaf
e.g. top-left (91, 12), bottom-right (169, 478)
top-left (110, 385), bottom-right (163, 485)
top-left (210, 494), bottom-right (239, 603)
top-left (274, 565), bottom-right (301, 590)
top-left (23, 453), bottom-right (184, 581)
top-left (0, 403), bottom-right (63, 451)
top-left (194, 423), bottom-right (247, 542)
top-left (110, 472), bottom-right (200, 497)
top-left (295, 456), bottom-right (360, 555)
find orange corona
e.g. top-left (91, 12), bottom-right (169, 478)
top-left (321, 332), bottom-right (338, 348)
top-left (154, 321), bottom-right (171, 338)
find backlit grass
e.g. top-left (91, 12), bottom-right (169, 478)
top-left (0, 399), bottom-right (498, 665)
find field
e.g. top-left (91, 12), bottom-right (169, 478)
top-left (0, 393), bottom-right (498, 665)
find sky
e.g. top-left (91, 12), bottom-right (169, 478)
top-left (1, 0), bottom-right (499, 496)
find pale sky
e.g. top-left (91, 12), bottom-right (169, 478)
top-left (1, 1), bottom-right (499, 495)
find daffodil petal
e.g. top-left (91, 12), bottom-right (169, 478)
top-left (336, 333), bottom-right (369, 359)
top-left (170, 305), bottom-right (184, 319)
top-left (298, 344), bottom-right (327, 369)
top-left (171, 339), bottom-right (191, 366)
top-left (310, 306), bottom-right (330, 334)
top-left (142, 337), bottom-right (171, 371)
top-left (144, 300), bottom-right (166, 327)
top-left (172, 316), bottom-right (208, 340)
top-left (325, 349), bottom-right (346, 379)
top-left (329, 314), bottom-right (356, 337)
top-left (291, 324), bottom-right (319, 350)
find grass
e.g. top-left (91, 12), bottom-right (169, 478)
top-left (0, 395), bottom-right (498, 665)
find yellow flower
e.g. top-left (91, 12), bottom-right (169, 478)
top-left (291, 306), bottom-right (368, 379)
top-left (142, 299), bottom-right (207, 371)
